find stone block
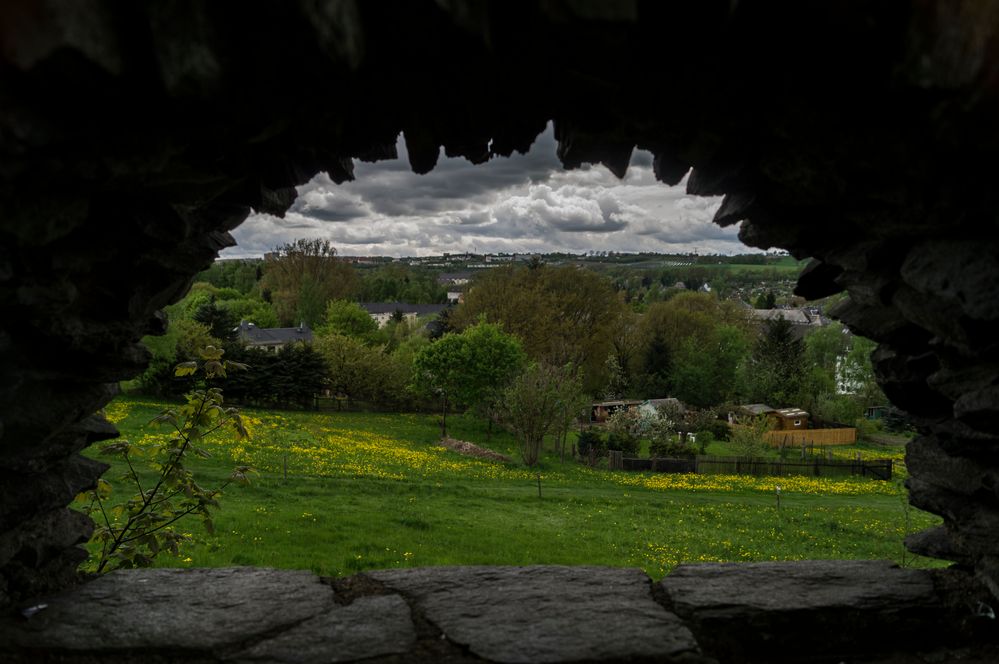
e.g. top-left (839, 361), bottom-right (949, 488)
top-left (660, 560), bottom-right (947, 662)
top-left (369, 565), bottom-right (706, 663)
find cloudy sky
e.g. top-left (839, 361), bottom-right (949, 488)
top-left (224, 124), bottom-right (753, 258)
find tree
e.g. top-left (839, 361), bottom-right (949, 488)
top-left (633, 293), bottom-right (752, 406)
top-left (804, 322), bottom-right (849, 374)
top-left (196, 259), bottom-right (262, 294)
top-left (83, 347), bottom-right (250, 572)
top-left (603, 352), bottom-right (628, 400)
top-left (192, 298), bottom-right (238, 341)
top-left (605, 408), bottom-right (641, 456)
top-left (412, 322), bottom-right (525, 438)
top-left (670, 324), bottom-right (750, 407)
top-left (637, 330), bottom-right (671, 397)
top-left (838, 335), bottom-right (885, 412)
top-left (753, 290), bottom-right (777, 309)
top-left (314, 333), bottom-right (398, 408)
top-left (224, 297), bottom-right (280, 329)
top-left (742, 316), bottom-right (806, 407)
top-left (731, 414), bottom-right (771, 459)
top-left (499, 363), bottom-right (585, 466)
top-left (221, 343), bottom-right (328, 409)
top-left (260, 238), bottom-right (358, 327)
top-left (799, 322), bottom-right (849, 413)
top-left (137, 319), bottom-right (221, 396)
top-left (358, 264), bottom-right (447, 304)
top-left (321, 299), bottom-right (378, 339)
top-left (450, 265), bottom-right (627, 393)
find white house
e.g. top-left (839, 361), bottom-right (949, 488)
top-left (359, 302), bottom-right (449, 328)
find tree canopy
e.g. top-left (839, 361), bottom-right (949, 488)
top-left (412, 321), bottom-right (525, 437)
top-left (321, 299), bottom-right (378, 339)
top-left (451, 264), bottom-right (626, 393)
top-left (741, 315), bottom-right (806, 407)
top-left (260, 239), bottom-right (358, 327)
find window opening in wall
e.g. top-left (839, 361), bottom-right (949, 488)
top-left (98, 124), bottom-right (903, 582)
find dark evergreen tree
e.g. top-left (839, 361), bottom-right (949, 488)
top-left (192, 298), bottom-right (238, 341)
top-left (222, 343), bottom-right (328, 409)
top-left (638, 331), bottom-right (671, 397)
top-left (742, 316), bottom-right (806, 407)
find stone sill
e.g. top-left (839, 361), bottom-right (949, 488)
top-left (2, 561), bottom-right (995, 663)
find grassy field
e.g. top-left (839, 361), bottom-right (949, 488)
top-left (80, 397), bottom-right (942, 580)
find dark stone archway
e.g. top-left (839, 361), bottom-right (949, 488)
top-left (3, 0), bottom-right (999, 617)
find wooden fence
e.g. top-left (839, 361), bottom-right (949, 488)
top-left (764, 427), bottom-right (857, 447)
top-left (612, 454), bottom-right (892, 480)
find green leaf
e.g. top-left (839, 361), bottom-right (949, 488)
top-left (204, 360), bottom-right (226, 378)
top-left (96, 478), bottom-right (113, 500)
top-left (174, 361), bottom-right (198, 377)
top-left (99, 441), bottom-right (131, 456)
top-left (199, 345), bottom-right (225, 361)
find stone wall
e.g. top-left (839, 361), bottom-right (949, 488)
top-left (2, 563), bottom-right (996, 662)
top-left (2, 0), bottom-right (999, 603)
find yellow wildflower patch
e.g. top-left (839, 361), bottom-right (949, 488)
top-left (609, 471), bottom-right (903, 497)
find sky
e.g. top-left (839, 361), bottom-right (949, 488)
top-left (223, 124), bottom-right (754, 258)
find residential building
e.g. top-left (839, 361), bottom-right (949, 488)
top-left (235, 320), bottom-right (312, 351)
top-left (360, 302), bottom-right (449, 328)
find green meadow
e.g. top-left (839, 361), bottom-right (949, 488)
top-left (79, 397), bottom-right (943, 580)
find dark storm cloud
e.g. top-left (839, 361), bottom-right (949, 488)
top-left (336, 129), bottom-right (562, 217)
top-left (225, 124), bottom-right (758, 258)
top-left (288, 184), bottom-right (371, 222)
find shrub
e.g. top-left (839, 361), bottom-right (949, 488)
top-left (576, 428), bottom-right (605, 458)
top-left (605, 409), bottom-right (641, 456)
top-left (607, 429), bottom-right (641, 456)
top-left (731, 414), bottom-right (770, 459)
top-left (649, 436), bottom-right (694, 458)
top-left (694, 429), bottom-right (714, 454)
top-left (706, 418), bottom-right (731, 441)
top-left (83, 347), bottom-right (251, 572)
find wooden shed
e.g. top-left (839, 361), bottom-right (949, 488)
top-left (772, 407), bottom-right (809, 430)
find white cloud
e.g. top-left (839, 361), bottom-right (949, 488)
top-left (224, 124), bottom-right (754, 258)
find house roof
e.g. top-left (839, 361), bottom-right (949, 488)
top-left (751, 308), bottom-right (822, 325)
top-left (641, 397), bottom-right (684, 411)
top-left (592, 400), bottom-right (642, 408)
top-left (775, 407), bottom-right (809, 418)
top-left (360, 302), bottom-right (449, 316)
top-left (236, 321), bottom-right (312, 345)
top-left (740, 403), bottom-right (776, 415)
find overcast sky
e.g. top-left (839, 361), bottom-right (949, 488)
top-left (223, 124), bottom-right (754, 258)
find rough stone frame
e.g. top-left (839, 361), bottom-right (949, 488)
top-left (2, 2), bottom-right (999, 655)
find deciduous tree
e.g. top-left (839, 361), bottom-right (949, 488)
top-left (451, 265), bottom-right (626, 393)
top-left (321, 299), bottom-right (378, 340)
top-left (499, 363), bottom-right (585, 466)
top-left (260, 239), bottom-right (358, 327)
top-left (412, 321), bottom-right (525, 437)
top-left (314, 333), bottom-right (397, 408)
